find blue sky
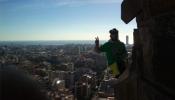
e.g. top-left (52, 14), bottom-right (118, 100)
top-left (0, 0), bottom-right (136, 44)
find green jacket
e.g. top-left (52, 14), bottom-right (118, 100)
top-left (100, 40), bottom-right (127, 65)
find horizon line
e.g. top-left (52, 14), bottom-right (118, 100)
top-left (0, 40), bottom-right (108, 41)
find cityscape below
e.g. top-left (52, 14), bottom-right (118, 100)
top-left (0, 40), bottom-right (133, 100)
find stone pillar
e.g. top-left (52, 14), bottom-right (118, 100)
top-left (131, 29), bottom-right (143, 100)
top-left (114, 29), bottom-right (141, 100)
top-left (121, 0), bottom-right (175, 100)
top-left (137, 12), bottom-right (175, 100)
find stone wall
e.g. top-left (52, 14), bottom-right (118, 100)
top-left (137, 12), bottom-right (175, 100)
top-left (117, 0), bottom-right (175, 100)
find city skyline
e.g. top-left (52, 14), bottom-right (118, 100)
top-left (0, 0), bottom-right (136, 44)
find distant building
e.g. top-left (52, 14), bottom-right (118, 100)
top-left (65, 72), bottom-right (74, 90)
top-left (98, 80), bottom-right (114, 98)
top-left (48, 70), bottom-right (75, 90)
top-left (126, 35), bottom-right (129, 45)
top-left (67, 63), bottom-right (74, 71)
top-left (75, 74), bottom-right (97, 100)
top-left (75, 82), bottom-right (91, 100)
top-left (52, 78), bottom-right (65, 90)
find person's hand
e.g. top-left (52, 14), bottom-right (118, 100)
top-left (95, 36), bottom-right (99, 45)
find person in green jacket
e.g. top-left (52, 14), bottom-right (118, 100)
top-left (95, 28), bottom-right (128, 78)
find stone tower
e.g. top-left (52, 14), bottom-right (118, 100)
top-left (114, 0), bottom-right (175, 100)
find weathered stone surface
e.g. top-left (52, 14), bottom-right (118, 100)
top-left (151, 12), bottom-right (175, 91)
top-left (120, 0), bottom-right (175, 100)
top-left (121, 0), bottom-right (141, 24)
top-left (122, 0), bottom-right (175, 24)
top-left (145, 0), bottom-right (175, 17)
top-left (114, 29), bottom-right (142, 100)
top-left (136, 12), bottom-right (175, 100)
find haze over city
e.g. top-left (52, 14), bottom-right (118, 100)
top-left (0, 0), bottom-right (136, 44)
top-left (1, 0), bottom-right (175, 100)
